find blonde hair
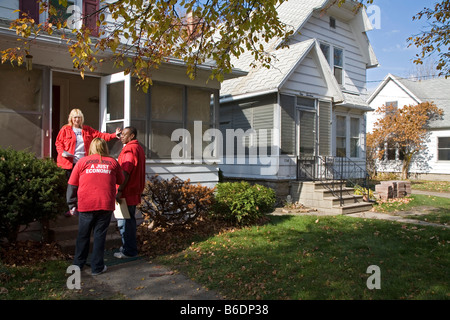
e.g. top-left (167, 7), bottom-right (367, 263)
top-left (89, 138), bottom-right (110, 158)
top-left (68, 108), bottom-right (84, 127)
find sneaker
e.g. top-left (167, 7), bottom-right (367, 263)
top-left (92, 265), bottom-right (107, 276)
top-left (114, 251), bottom-right (135, 259)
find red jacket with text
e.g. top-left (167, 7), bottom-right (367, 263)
top-left (55, 125), bottom-right (117, 170)
top-left (67, 154), bottom-right (125, 212)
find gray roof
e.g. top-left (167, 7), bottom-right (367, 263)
top-left (395, 75), bottom-right (450, 129)
top-left (220, 0), bottom-right (328, 98)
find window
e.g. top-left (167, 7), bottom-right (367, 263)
top-left (350, 118), bottom-right (360, 158)
top-left (0, 64), bottom-right (43, 156)
top-left (320, 43), bottom-right (330, 65)
top-left (333, 47), bottom-right (343, 85)
top-left (49, 0), bottom-right (99, 35)
top-left (386, 140), bottom-right (396, 161)
top-left (129, 82), bottom-right (216, 159)
top-left (49, 0), bottom-right (75, 26)
top-left (320, 42), bottom-right (344, 85)
top-left (329, 17), bottom-right (336, 29)
top-left (438, 137), bottom-right (450, 161)
top-left (385, 101), bottom-right (398, 115)
top-left (336, 115), bottom-right (346, 157)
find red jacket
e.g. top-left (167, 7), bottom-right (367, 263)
top-left (67, 154), bottom-right (125, 212)
top-left (55, 125), bottom-right (117, 170)
top-left (118, 140), bottom-right (146, 206)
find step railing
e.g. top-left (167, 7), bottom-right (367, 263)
top-left (296, 156), bottom-right (370, 206)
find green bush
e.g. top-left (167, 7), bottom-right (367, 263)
top-left (212, 181), bottom-right (276, 225)
top-left (0, 147), bottom-right (67, 242)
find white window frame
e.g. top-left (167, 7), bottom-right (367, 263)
top-left (319, 42), bottom-right (344, 86)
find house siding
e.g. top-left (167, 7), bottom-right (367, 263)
top-left (291, 12), bottom-right (367, 94)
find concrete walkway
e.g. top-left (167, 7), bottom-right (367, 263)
top-left (72, 256), bottom-right (222, 300)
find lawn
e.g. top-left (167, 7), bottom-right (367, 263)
top-left (372, 194), bottom-right (450, 225)
top-left (0, 260), bottom-right (72, 300)
top-left (158, 215), bottom-right (449, 300)
top-left (411, 180), bottom-right (450, 193)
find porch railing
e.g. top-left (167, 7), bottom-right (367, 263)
top-left (296, 156), bottom-right (370, 206)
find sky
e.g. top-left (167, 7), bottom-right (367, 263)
top-left (365, 0), bottom-right (440, 91)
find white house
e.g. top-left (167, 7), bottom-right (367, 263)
top-left (0, 0), bottom-right (246, 188)
top-left (367, 74), bottom-right (450, 181)
top-left (218, 0), bottom-right (378, 211)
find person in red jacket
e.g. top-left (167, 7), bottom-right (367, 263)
top-left (114, 126), bottom-right (146, 259)
top-left (67, 138), bottom-right (124, 276)
top-left (55, 108), bottom-right (121, 216)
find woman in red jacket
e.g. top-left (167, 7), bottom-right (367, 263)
top-left (56, 108), bottom-right (121, 216)
top-left (67, 138), bottom-right (124, 275)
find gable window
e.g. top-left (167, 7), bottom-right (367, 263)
top-left (438, 137), bottom-right (450, 161)
top-left (333, 47), bottom-right (343, 85)
top-left (329, 17), bottom-right (336, 29)
top-left (48, 0), bottom-right (99, 36)
top-left (385, 101), bottom-right (398, 115)
top-left (320, 42), bottom-right (344, 85)
top-left (49, 0), bottom-right (75, 25)
top-left (320, 43), bottom-right (330, 65)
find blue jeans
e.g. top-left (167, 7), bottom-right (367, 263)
top-left (117, 205), bottom-right (138, 257)
top-left (73, 211), bottom-right (112, 273)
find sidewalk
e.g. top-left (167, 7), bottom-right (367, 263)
top-left (71, 252), bottom-right (223, 300)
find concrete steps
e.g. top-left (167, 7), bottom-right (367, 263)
top-left (290, 180), bottom-right (373, 215)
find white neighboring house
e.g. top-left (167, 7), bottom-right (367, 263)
top-left (366, 74), bottom-right (450, 181)
top-left (0, 0), bottom-right (245, 188)
top-left (219, 0), bottom-right (378, 200)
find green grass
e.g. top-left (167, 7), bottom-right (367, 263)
top-left (373, 194), bottom-right (450, 225)
top-left (411, 180), bottom-right (450, 193)
top-left (158, 215), bottom-right (449, 300)
top-left (0, 260), bottom-right (72, 300)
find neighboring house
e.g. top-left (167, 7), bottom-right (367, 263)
top-left (0, 0), bottom-right (245, 188)
top-left (367, 74), bottom-right (450, 181)
top-left (218, 0), bottom-right (378, 209)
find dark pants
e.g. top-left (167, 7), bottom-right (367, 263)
top-left (117, 205), bottom-right (138, 257)
top-left (73, 210), bottom-right (112, 273)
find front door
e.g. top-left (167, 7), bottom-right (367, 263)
top-left (298, 109), bottom-right (316, 157)
top-left (100, 72), bottom-right (131, 157)
top-left (297, 108), bottom-right (317, 180)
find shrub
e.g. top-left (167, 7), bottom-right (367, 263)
top-left (0, 147), bottom-right (67, 242)
top-left (212, 181), bottom-right (276, 225)
top-left (138, 175), bottom-right (215, 228)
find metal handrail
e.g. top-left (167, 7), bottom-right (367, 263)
top-left (297, 156), bottom-right (370, 206)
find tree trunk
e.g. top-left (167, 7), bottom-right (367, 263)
top-left (401, 154), bottom-right (413, 180)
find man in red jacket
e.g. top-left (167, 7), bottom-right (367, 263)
top-left (114, 127), bottom-right (146, 259)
